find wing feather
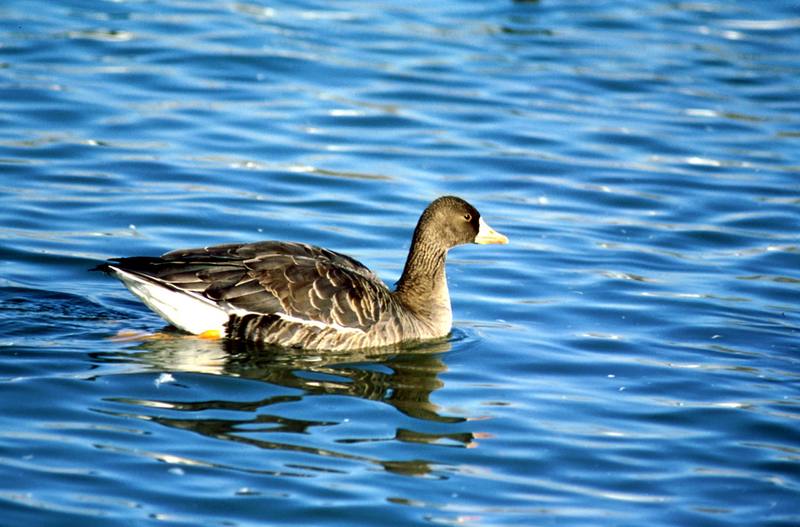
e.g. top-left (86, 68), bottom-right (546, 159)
top-left (107, 241), bottom-right (390, 333)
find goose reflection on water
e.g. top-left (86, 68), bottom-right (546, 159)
top-left (95, 332), bottom-right (485, 478)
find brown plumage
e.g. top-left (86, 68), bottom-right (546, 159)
top-left (95, 196), bottom-right (507, 351)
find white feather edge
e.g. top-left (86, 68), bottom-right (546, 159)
top-left (271, 312), bottom-right (365, 335)
top-left (108, 266), bottom-right (365, 336)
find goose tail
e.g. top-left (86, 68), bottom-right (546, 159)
top-left (97, 264), bottom-right (229, 336)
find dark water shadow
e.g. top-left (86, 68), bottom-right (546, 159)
top-left (0, 286), bottom-right (126, 339)
top-left (226, 339), bottom-right (461, 423)
top-left (94, 333), bottom-right (480, 478)
top-left (107, 333), bottom-right (465, 422)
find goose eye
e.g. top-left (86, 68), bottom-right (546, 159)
top-left (463, 213), bottom-right (472, 222)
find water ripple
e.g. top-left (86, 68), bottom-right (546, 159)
top-left (1, 0), bottom-right (799, 525)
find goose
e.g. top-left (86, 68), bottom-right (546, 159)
top-left (95, 196), bottom-right (507, 351)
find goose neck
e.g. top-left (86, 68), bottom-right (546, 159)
top-left (395, 237), bottom-right (449, 309)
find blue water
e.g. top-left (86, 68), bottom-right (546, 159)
top-left (1, 0), bottom-right (799, 525)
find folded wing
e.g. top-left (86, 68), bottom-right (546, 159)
top-left (106, 241), bottom-right (390, 333)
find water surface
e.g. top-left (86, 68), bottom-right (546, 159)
top-left (1, 0), bottom-right (799, 525)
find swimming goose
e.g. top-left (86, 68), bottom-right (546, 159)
top-left (95, 196), bottom-right (507, 351)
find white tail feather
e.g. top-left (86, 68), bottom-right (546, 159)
top-left (108, 266), bottom-right (228, 335)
